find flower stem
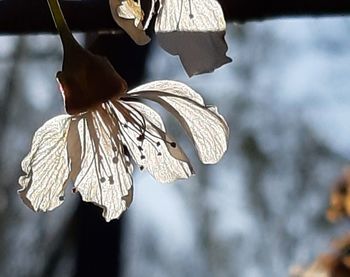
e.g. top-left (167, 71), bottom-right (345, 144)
top-left (46, 0), bottom-right (78, 50)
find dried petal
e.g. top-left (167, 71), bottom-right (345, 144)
top-left (117, 100), bottom-right (194, 182)
top-left (109, 0), bottom-right (151, 45)
top-left (128, 80), bottom-right (229, 164)
top-left (18, 115), bottom-right (71, 212)
top-left (70, 112), bottom-right (133, 221)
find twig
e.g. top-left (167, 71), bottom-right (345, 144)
top-left (0, 0), bottom-right (350, 34)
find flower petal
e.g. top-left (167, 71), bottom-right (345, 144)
top-left (18, 115), bottom-right (71, 212)
top-left (117, 100), bottom-right (194, 182)
top-left (128, 80), bottom-right (229, 164)
top-left (70, 112), bottom-right (133, 222)
top-left (155, 0), bottom-right (231, 76)
top-left (109, 0), bottom-right (151, 45)
top-left (156, 0), bottom-right (226, 33)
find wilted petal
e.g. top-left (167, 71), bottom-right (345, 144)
top-left (71, 112), bottom-right (133, 221)
top-left (128, 81), bottom-right (229, 164)
top-left (109, 0), bottom-right (151, 45)
top-left (155, 0), bottom-right (231, 76)
top-left (19, 115), bottom-right (71, 212)
top-left (117, 100), bottom-right (194, 182)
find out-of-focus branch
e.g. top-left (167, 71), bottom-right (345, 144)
top-left (219, 0), bottom-right (350, 22)
top-left (0, 0), bottom-right (350, 34)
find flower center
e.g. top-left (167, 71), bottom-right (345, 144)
top-left (105, 100), bottom-right (178, 170)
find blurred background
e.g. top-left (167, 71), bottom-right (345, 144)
top-left (0, 18), bottom-right (350, 277)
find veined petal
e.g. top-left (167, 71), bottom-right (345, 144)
top-left (109, 0), bottom-right (151, 45)
top-left (128, 80), bottom-right (229, 164)
top-left (117, 100), bottom-right (194, 182)
top-left (156, 0), bottom-right (226, 32)
top-left (70, 111), bottom-right (133, 222)
top-left (18, 115), bottom-right (71, 212)
top-left (155, 0), bottom-right (231, 76)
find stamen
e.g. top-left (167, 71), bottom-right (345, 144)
top-left (100, 177), bottom-right (106, 183)
top-left (188, 0), bottom-right (194, 19)
top-left (137, 134), bottom-right (145, 141)
top-left (119, 144), bottom-right (127, 154)
top-left (118, 122), bottom-right (144, 155)
top-left (111, 101), bottom-right (180, 164)
top-left (113, 101), bottom-right (146, 134)
top-left (92, 112), bottom-right (114, 178)
top-left (140, 166), bottom-right (144, 171)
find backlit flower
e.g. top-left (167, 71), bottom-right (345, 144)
top-left (19, 0), bottom-right (229, 221)
top-left (109, 0), bottom-right (232, 76)
top-left (19, 77), bottom-right (229, 221)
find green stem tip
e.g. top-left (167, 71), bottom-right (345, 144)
top-left (47, 0), bottom-right (77, 49)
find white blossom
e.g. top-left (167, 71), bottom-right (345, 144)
top-left (19, 80), bottom-right (229, 221)
top-left (109, 0), bottom-right (231, 76)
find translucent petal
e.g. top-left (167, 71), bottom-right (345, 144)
top-left (70, 111), bottom-right (133, 222)
top-left (128, 80), bottom-right (229, 164)
top-left (109, 0), bottom-right (151, 45)
top-left (18, 115), bottom-right (71, 212)
top-left (155, 0), bottom-right (231, 76)
top-left (117, 100), bottom-right (194, 182)
top-left (156, 0), bottom-right (226, 32)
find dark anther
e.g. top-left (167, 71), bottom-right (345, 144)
top-left (112, 146), bottom-right (117, 152)
top-left (138, 146), bottom-right (143, 151)
top-left (109, 176), bottom-right (114, 185)
top-left (112, 157), bottom-right (118, 163)
top-left (157, 152), bottom-right (162, 156)
top-left (123, 123), bottom-right (128, 128)
top-left (156, 141), bottom-right (161, 147)
top-left (123, 145), bottom-right (130, 156)
top-left (59, 196), bottom-right (64, 201)
top-left (140, 166), bottom-right (144, 171)
top-left (100, 177), bottom-right (106, 183)
top-left (137, 134), bottom-right (145, 141)
top-left (170, 142), bottom-right (177, 148)
top-left (141, 155), bottom-right (146, 160)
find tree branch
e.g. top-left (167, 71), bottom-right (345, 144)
top-left (0, 0), bottom-right (350, 34)
top-left (220, 0), bottom-right (350, 22)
